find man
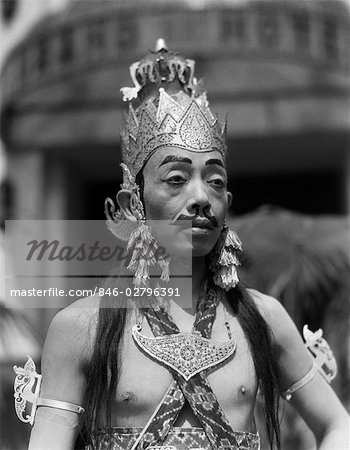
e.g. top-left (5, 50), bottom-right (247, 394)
top-left (16, 41), bottom-right (348, 450)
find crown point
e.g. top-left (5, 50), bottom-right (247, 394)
top-left (155, 38), bottom-right (168, 52)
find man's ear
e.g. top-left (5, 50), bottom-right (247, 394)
top-left (227, 191), bottom-right (233, 209)
top-left (116, 189), bottom-right (138, 222)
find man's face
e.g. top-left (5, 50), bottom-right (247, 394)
top-left (142, 146), bottom-right (231, 257)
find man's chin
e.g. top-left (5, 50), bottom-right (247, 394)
top-left (191, 247), bottom-right (213, 258)
top-left (156, 231), bottom-right (217, 259)
top-left (164, 243), bottom-right (212, 259)
top-left (190, 234), bottom-right (217, 258)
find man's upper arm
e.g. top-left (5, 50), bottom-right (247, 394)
top-left (249, 290), bottom-right (349, 441)
top-left (249, 289), bottom-right (314, 390)
top-left (40, 307), bottom-right (89, 403)
top-left (29, 301), bottom-right (96, 450)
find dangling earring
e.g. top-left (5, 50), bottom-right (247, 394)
top-left (108, 164), bottom-right (170, 287)
top-left (209, 223), bottom-right (242, 291)
top-left (126, 224), bottom-right (171, 286)
top-left (127, 220), bottom-right (170, 287)
top-left (157, 257), bottom-right (170, 283)
top-left (127, 220), bottom-right (157, 287)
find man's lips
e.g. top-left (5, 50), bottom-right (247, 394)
top-left (172, 214), bottom-right (218, 230)
top-left (191, 218), bottom-right (214, 229)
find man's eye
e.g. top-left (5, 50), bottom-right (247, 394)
top-left (209, 178), bottom-right (225, 188)
top-left (165, 176), bottom-right (186, 184)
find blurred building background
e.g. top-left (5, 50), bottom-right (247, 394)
top-left (1, 1), bottom-right (349, 449)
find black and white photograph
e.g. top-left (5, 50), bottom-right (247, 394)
top-left (1, 1), bottom-right (349, 449)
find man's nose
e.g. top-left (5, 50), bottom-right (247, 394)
top-left (187, 180), bottom-right (211, 214)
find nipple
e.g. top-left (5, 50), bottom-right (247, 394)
top-left (239, 385), bottom-right (247, 396)
top-left (121, 391), bottom-right (135, 402)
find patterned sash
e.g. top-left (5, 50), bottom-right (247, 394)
top-left (133, 281), bottom-right (240, 449)
top-left (90, 426), bottom-right (260, 450)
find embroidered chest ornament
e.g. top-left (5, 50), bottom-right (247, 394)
top-left (132, 324), bottom-right (236, 381)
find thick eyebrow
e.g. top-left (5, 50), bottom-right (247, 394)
top-left (205, 158), bottom-right (224, 168)
top-left (159, 155), bottom-right (192, 167)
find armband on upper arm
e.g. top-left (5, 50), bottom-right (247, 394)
top-left (13, 356), bottom-right (85, 425)
top-left (283, 325), bottom-right (338, 401)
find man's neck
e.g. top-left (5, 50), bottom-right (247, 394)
top-left (191, 257), bottom-right (207, 313)
top-left (168, 256), bottom-right (207, 315)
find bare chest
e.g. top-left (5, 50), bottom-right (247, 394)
top-left (112, 309), bottom-right (258, 428)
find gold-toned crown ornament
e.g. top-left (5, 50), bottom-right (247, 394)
top-left (120, 38), bottom-right (227, 177)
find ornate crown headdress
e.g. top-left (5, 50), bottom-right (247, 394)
top-left (120, 39), bottom-right (227, 177)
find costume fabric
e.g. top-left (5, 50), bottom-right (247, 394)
top-left (89, 426), bottom-right (260, 450)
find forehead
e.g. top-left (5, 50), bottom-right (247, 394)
top-left (144, 146), bottom-right (225, 172)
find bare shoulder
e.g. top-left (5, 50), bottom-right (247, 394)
top-left (43, 296), bottom-right (100, 367)
top-left (246, 288), bottom-right (301, 348)
top-left (247, 288), bottom-right (288, 324)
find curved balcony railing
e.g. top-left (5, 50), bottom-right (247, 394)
top-left (1, 2), bottom-right (349, 106)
